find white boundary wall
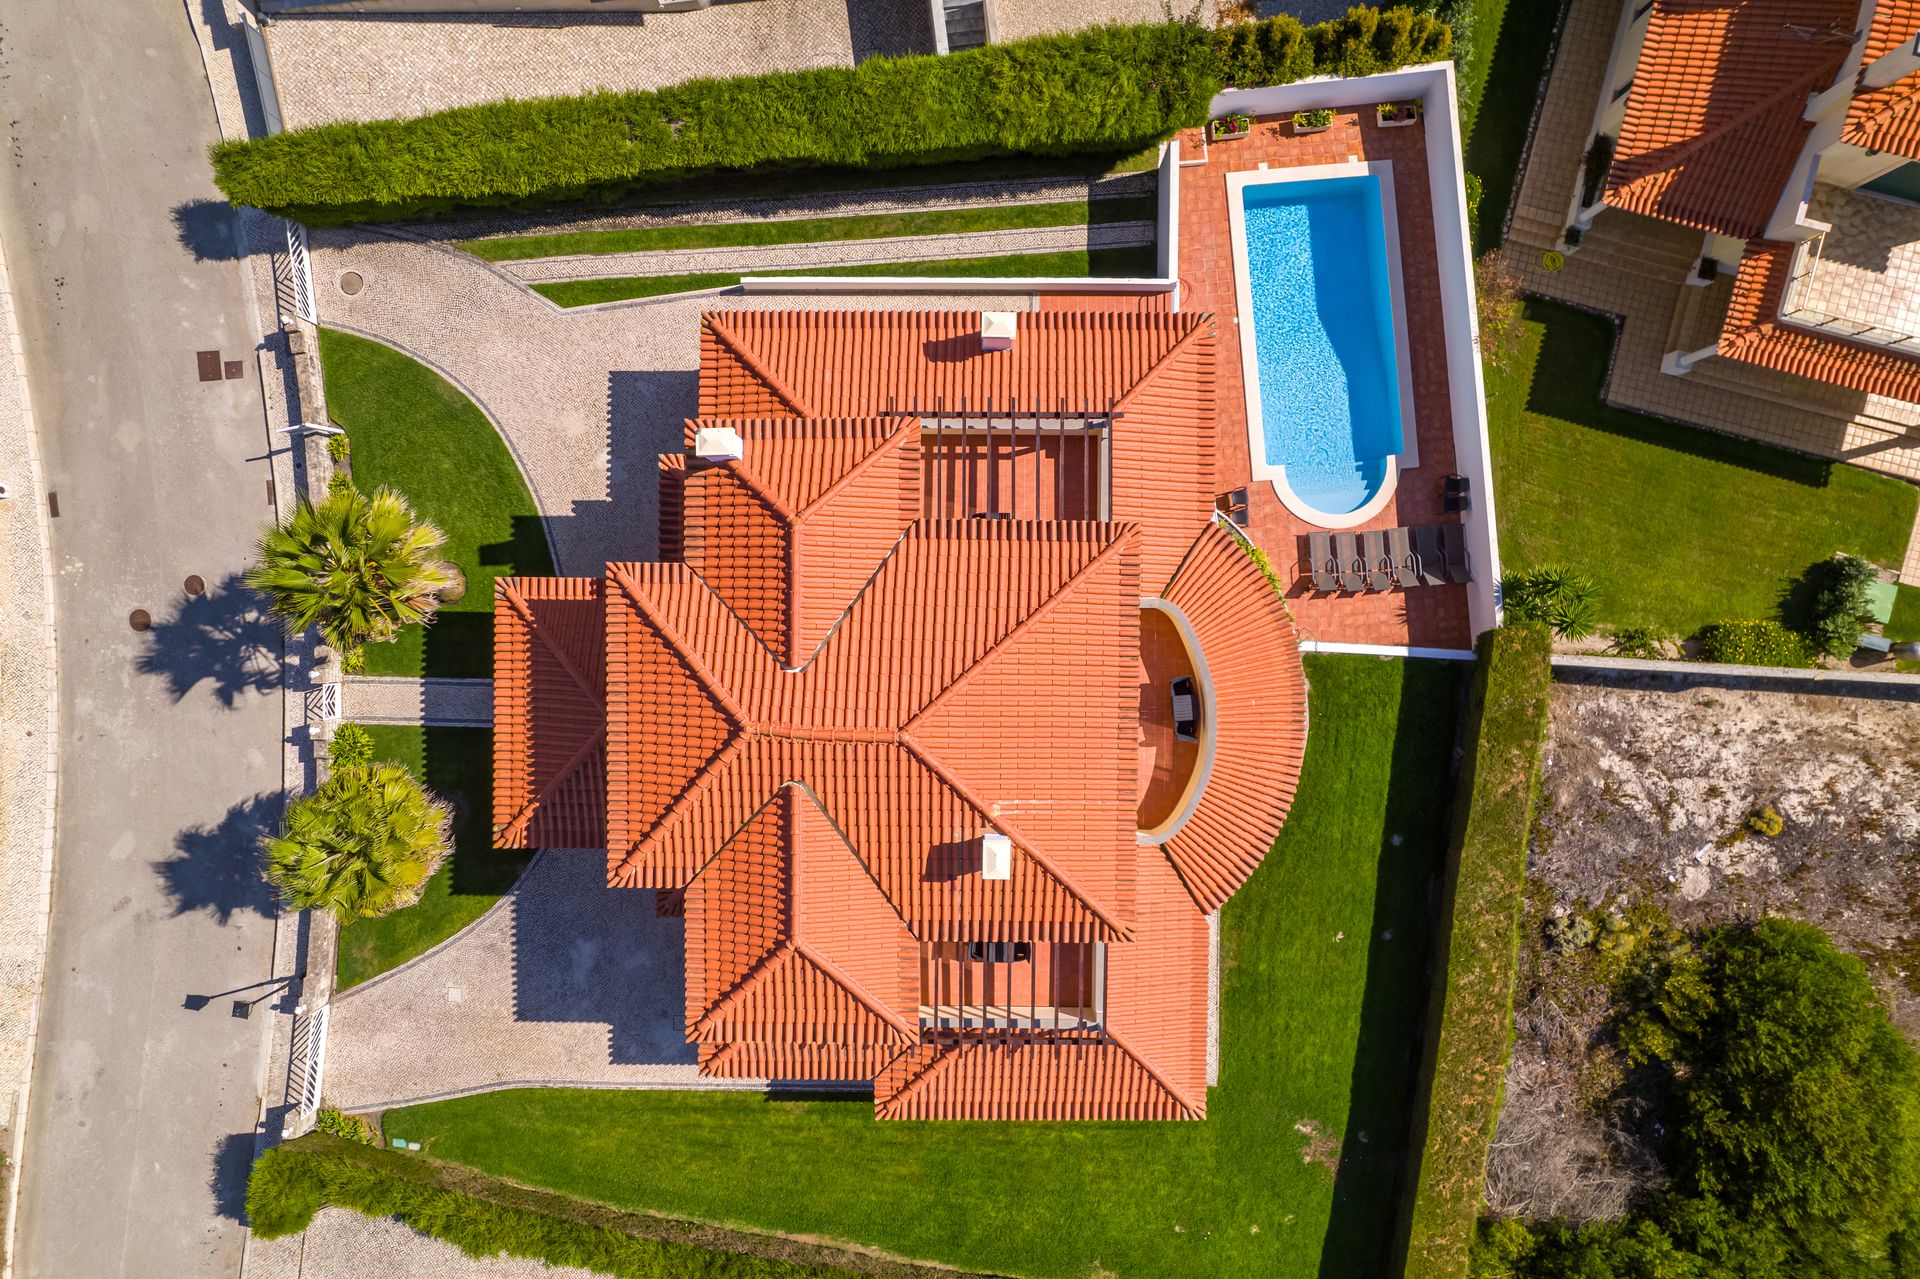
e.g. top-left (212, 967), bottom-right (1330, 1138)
top-left (1212, 63), bottom-right (1504, 637)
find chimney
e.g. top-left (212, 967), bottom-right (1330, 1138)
top-left (980, 311), bottom-right (1017, 352)
top-left (693, 425), bottom-right (744, 462)
top-left (1863, 30), bottom-right (1920, 89)
top-left (980, 831), bottom-right (1012, 880)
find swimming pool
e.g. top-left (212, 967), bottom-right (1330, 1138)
top-left (1228, 163), bottom-right (1416, 527)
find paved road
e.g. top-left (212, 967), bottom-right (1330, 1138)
top-left (0, 1), bottom-right (283, 1274)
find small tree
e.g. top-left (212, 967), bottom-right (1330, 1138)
top-left (1501, 564), bottom-right (1600, 639)
top-left (246, 486), bottom-right (452, 653)
top-left (261, 763), bottom-right (452, 921)
top-left (1806, 554), bottom-right (1878, 658)
top-left (1476, 250), bottom-right (1527, 372)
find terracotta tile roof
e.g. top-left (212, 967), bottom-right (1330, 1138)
top-left (1606, 0), bottom-right (1856, 238)
top-left (1157, 525), bottom-right (1310, 911)
top-left (1843, 0), bottom-right (1920, 160)
top-left (493, 307), bottom-right (1312, 1119)
top-left (1717, 239), bottom-right (1920, 399)
top-left (492, 577), bottom-right (606, 850)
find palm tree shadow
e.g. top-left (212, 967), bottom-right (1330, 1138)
top-left (134, 572), bottom-right (282, 708)
top-left (156, 791), bottom-right (283, 923)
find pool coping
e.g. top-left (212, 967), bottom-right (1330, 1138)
top-left (1225, 159), bottom-right (1422, 531)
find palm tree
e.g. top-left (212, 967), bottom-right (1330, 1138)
top-left (261, 763), bottom-right (452, 921)
top-left (246, 486), bottom-right (452, 652)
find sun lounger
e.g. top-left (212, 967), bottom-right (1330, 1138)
top-left (1439, 523), bottom-right (1470, 583)
top-left (1387, 526), bottom-right (1417, 587)
top-left (1332, 532), bottom-right (1365, 592)
top-left (1412, 526), bottom-right (1446, 587)
top-left (1306, 532), bottom-right (1339, 593)
top-left (1361, 530), bottom-right (1394, 591)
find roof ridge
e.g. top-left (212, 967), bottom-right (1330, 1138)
top-left (499, 579), bottom-right (604, 707)
top-left (791, 418), bottom-right (920, 523)
top-left (497, 726), bottom-right (606, 847)
top-left (605, 562), bottom-right (755, 729)
top-left (704, 314), bottom-right (814, 416)
top-left (875, 1043), bottom-right (950, 1111)
top-left (1112, 314), bottom-right (1212, 410)
top-left (690, 939), bottom-right (794, 1038)
top-left (614, 732), bottom-right (750, 882)
top-left (1101, 1025), bottom-right (1204, 1115)
top-left (1614, 53), bottom-right (1846, 190)
top-left (789, 939), bottom-right (917, 1040)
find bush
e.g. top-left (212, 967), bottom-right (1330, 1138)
top-left (326, 432), bottom-right (349, 463)
top-left (211, 10), bottom-right (1450, 224)
top-left (1475, 251), bottom-right (1525, 372)
top-left (1400, 626), bottom-right (1552, 1279)
top-left (1695, 619), bottom-right (1814, 668)
top-left (327, 722), bottom-right (375, 771)
top-left (1500, 564), bottom-right (1600, 639)
top-left (1606, 625), bottom-right (1669, 661)
top-left (1464, 170), bottom-right (1484, 237)
top-left (315, 1107), bottom-right (380, 1146)
top-left (1805, 553), bottom-right (1879, 658)
top-left (1745, 805), bottom-right (1784, 838)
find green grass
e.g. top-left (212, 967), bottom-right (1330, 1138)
top-left (335, 725), bottom-right (530, 991)
top-left (1462, 0), bottom-right (1558, 253)
top-left (381, 655), bottom-right (1466, 1279)
top-left (1890, 584), bottom-right (1920, 673)
top-left (531, 245), bottom-right (1160, 308)
top-left (460, 196), bottom-right (1155, 262)
top-left (318, 328), bottom-right (554, 678)
top-left (1401, 627), bottom-right (1550, 1279)
top-left (1488, 301), bottom-right (1918, 638)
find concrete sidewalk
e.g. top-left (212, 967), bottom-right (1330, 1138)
top-left (341, 677), bottom-right (492, 727)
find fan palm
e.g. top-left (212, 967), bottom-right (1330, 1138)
top-left (261, 763), bottom-right (452, 921)
top-left (246, 486), bottom-right (452, 651)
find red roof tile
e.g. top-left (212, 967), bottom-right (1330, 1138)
top-left (1843, 0), bottom-right (1920, 160)
top-left (1606, 0), bottom-right (1855, 238)
top-left (492, 577), bottom-right (606, 849)
top-left (1718, 239), bottom-right (1920, 399)
top-left (873, 1034), bottom-right (1201, 1121)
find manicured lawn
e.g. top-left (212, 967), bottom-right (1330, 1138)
top-left (532, 245), bottom-right (1159, 308)
top-left (383, 655), bottom-right (1465, 1279)
top-left (461, 196), bottom-right (1155, 262)
top-left (1488, 301), bottom-right (1918, 638)
top-left (335, 725), bottom-right (530, 990)
top-left (1890, 584), bottom-right (1920, 672)
top-left (1463, 0), bottom-right (1558, 253)
top-left (318, 329), bottom-right (554, 678)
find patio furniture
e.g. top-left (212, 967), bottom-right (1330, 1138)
top-left (1215, 487), bottom-right (1250, 527)
top-left (1333, 532), bottom-right (1366, 592)
top-left (1387, 526), bottom-right (1417, 586)
top-left (1171, 675), bottom-right (1199, 741)
top-left (1443, 473), bottom-right (1471, 515)
top-left (1361, 530), bottom-right (1394, 591)
top-left (1306, 531), bottom-right (1339, 593)
top-left (1439, 523), bottom-right (1471, 583)
top-left (1412, 526), bottom-right (1447, 587)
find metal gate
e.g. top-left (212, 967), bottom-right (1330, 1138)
top-left (280, 220), bottom-right (317, 326)
top-left (281, 1002), bottom-right (330, 1137)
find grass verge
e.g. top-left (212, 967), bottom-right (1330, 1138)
top-left (377, 656), bottom-right (1464, 1279)
top-left (1487, 301), bottom-right (1917, 638)
top-left (1463, 0), bottom-right (1558, 254)
top-left (1398, 625), bottom-right (1551, 1279)
top-left (248, 1134), bottom-right (880, 1278)
top-left (460, 196), bottom-right (1155, 262)
top-left (334, 725), bottom-right (529, 991)
top-left (531, 245), bottom-right (1159, 308)
top-left (318, 328), bottom-right (553, 678)
top-left (1890, 583), bottom-right (1920, 672)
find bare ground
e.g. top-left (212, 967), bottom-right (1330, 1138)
top-left (1485, 671), bottom-right (1920, 1223)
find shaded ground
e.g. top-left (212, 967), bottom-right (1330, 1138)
top-left (1487, 672), bottom-right (1920, 1223)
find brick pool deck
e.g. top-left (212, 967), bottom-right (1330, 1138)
top-left (1176, 112), bottom-right (1474, 650)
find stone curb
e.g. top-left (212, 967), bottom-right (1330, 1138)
top-left (331, 853), bottom-right (543, 1005)
top-left (341, 1075), bottom-right (866, 1117)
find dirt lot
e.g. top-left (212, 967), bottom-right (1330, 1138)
top-left (1485, 670), bottom-right (1920, 1223)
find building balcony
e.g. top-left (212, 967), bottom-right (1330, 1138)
top-left (1780, 184), bottom-right (1920, 356)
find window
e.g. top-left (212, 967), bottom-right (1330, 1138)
top-left (966, 941), bottom-right (1032, 963)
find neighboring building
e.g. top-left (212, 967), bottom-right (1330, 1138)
top-left (1579, 0), bottom-right (1920, 400)
top-left (490, 307), bottom-right (1309, 1121)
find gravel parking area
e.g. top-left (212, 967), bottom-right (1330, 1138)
top-left (262, 1207), bottom-right (602, 1279)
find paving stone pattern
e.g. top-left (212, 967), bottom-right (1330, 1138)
top-left (340, 676), bottom-right (492, 726)
top-left (1505, 0), bottom-right (1920, 489)
top-left (501, 220), bottom-right (1154, 282)
top-left (1800, 183), bottom-right (1920, 341)
top-left (259, 1207), bottom-right (604, 1279)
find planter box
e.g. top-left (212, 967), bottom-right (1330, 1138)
top-left (1209, 116), bottom-right (1252, 142)
top-left (1291, 114), bottom-right (1334, 134)
top-left (1377, 105), bottom-right (1421, 128)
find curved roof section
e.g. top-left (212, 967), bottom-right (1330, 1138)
top-left (1605, 0), bottom-right (1855, 239)
top-left (492, 577), bottom-right (607, 850)
top-left (1156, 523), bottom-right (1309, 912)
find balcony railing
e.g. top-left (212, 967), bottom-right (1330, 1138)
top-left (1780, 232), bottom-right (1920, 354)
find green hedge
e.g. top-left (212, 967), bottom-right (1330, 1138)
top-left (1695, 618), bottom-right (1816, 668)
top-left (212, 10), bottom-right (1449, 224)
top-left (249, 1135), bottom-right (881, 1277)
top-left (1397, 625), bottom-right (1551, 1279)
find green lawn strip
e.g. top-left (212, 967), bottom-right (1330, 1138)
top-left (1487, 301), bottom-right (1918, 638)
top-left (1890, 584), bottom-right (1920, 672)
top-left (1399, 626), bottom-right (1550, 1279)
top-left (532, 245), bottom-right (1160, 308)
top-left (335, 725), bottom-right (530, 991)
top-left (317, 328), bottom-right (553, 678)
top-left (248, 1135), bottom-right (876, 1278)
top-left (379, 656), bottom-right (1463, 1279)
top-left (1462, 0), bottom-right (1557, 254)
top-left (460, 196), bottom-right (1155, 262)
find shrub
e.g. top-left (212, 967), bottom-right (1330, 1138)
top-left (1500, 564), bottom-right (1600, 639)
top-left (1464, 170), bottom-right (1483, 236)
top-left (1475, 250), bottom-right (1525, 372)
top-left (1744, 805), bottom-right (1784, 838)
top-left (261, 762), bottom-right (453, 921)
top-left (212, 10), bottom-right (1449, 224)
top-left (327, 722), bottom-right (375, 771)
top-left (1401, 626), bottom-right (1552, 1279)
top-left (1805, 553), bottom-right (1878, 658)
top-left (326, 470), bottom-right (355, 497)
top-left (314, 1107), bottom-right (380, 1146)
top-left (1695, 619), bottom-right (1814, 669)
top-left (1606, 625), bottom-right (1669, 661)
top-left (1293, 107), bottom-right (1337, 128)
top-left (326, 432), bottom-right (349, 463)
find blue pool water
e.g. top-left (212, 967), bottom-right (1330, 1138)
top-left (1241, 174), bottom-right (1405, 516)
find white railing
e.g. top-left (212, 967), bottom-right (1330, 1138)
top-left (1780, 230), bottom-right (1920, 353)
top-left (281, 1002), bottom-right (329, 1138)
top-left (280, 220), bottom-right (317, 326)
